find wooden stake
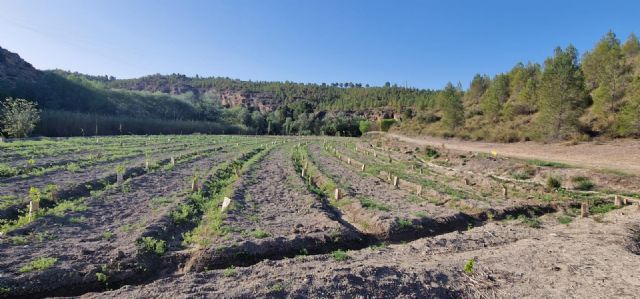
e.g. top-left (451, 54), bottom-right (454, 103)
top-left (361, 164), bottom-right (365, 172)
top-left (28, 201), bottom-right (34, 222)
top-left (417, 185), bottom-right (422, 195)
top-left (393, 176), bottom-right (399, 188)
top-left (145, 160), bottom-right (149, 171)
top-left (117, 172), bottom-right (124, 185)
top-left (191, 177), bottom-right (199, 192)
top-left (335, 188), bottom-right (341, 200)
top-left (614, 195), bottom-right (622, 207)
top-left (347, 158), bottom-right (351, 165)
top-left (502, 185), bottom-right (508, 199)
top-left (301, 168), bottom-right (306, 178)
top-left (581, 202), bottom-right (589, 218)
top-left (221, 197), bottom-right (232, 211)
top-left (170, 156), bottom-right (175, 166)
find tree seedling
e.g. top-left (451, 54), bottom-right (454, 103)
top-left (115, 165), bottom-right (125, 185)
top-left (28, 187), bottom-right (42, 222)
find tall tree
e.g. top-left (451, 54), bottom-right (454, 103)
top-left (536, 45), bottom-right (588, 140)
top-left (438, 82), bottom-right (465, 130)
top-left (502, 62), bottom-right (541, 118)
top-left (581, 31), bottom-right (626, 132)
top-left (480, 74), bottom-right (510, 121)
top-left (617, 77), bottom-right (640, 136)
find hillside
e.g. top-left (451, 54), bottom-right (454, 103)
top-left (1, 30), bottom-right (640, 140)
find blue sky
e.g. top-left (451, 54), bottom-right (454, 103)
top-left (0, 0), bottom-right (638, 89)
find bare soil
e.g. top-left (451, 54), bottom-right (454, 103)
top-left (184, 146), bottom-right (364, 272)
top-left (386, 132), bottom-right (640, 175)
top-left (308, 144), bottom-right (465, 240)
top-left (0, 148), bottom-right (235, 297)
top-left (81, 205), bottom-right (640, 298)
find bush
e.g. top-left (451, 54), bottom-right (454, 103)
top-left (378, 119), bottom-right (397, 132)
top-left (137, 237), bottom-right (167, 256)
top-left (546, 176), bottom-right (562, 191)
top-left (0, 98), bottom-right (40, 138)
top-left (571, 176), bottom-right (594, 191)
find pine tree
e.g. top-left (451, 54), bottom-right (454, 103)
top-left (536, 45), bottom-right (588, 140)
top-left (581, 31), bottom-right (626, 132)
top-left (617, 78), bottom-right (640, 136)
top-left (438, 83), bottom-right (465, 130)
top-left (480, 74), bottom-right (510, 121)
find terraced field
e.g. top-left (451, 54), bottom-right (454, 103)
top-left (0, 134), bottom-right (638, 298)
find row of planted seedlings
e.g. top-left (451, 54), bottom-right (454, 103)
top-left (342, 139), bottom-right (637, 223)
top-left (159, 143), bottom-right (274, 271)
top-left (320, 140), bottom-right (561, 230)
top-left (300, 141), bottom-right (473, 242)
top-left (0, 138), bottom-right (262, 235)
top-left (327, 141), bottom-right (481, 208)
top-left (0, 135), bottom-right (229, 179)
top-left (0, 135), bottom-right (172, 163)
top-left (0, 136), bottom-right (246, 219)
top-left (0, 139), bottom-right (267, 297)
top-left (175, 141), bottom-right (365, 273)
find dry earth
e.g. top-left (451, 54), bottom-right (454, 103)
top-left (81, 206), bottom-right (640, 298)
top-left (386, 133), bottom-right (640, 175)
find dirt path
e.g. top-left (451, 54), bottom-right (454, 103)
top-left (383, 133), bottom-right (640, 175)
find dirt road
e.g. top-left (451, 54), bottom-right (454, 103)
top-left (382, 133), bottom-right (640, 175)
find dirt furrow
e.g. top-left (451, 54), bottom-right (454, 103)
top-left (0, 148), bottom-right (237, 298)
top-left (184, 146), bottom-right (364, 272)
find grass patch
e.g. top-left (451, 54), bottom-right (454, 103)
top-left (590, 202), bottom-right (618, 214)
top-left (397, 218), bottom-right (413, 229)
top-left (527, 159), bottom-right (570, 168)
top-left (557, 215), bottom-right (573, 224)
top-left (518, 215), bottom-right (541, 228)
top-left (223, 266), bottom-right (236, 277)
top-left (571, 176), bottom-right (594, 191)
top-left (251, 229), bottom-right (270, 239)
top-left (331, 249), bottom-right (349, 261)
top-left (359, 197), bottom-right (390, 211)
top-left (19, 257), bottom-right (57, 273)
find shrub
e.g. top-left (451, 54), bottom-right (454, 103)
top-left (19, 257), bottom-right (57, 273)
top-left (0, 164), bottom-right (17, 177)
top-left (137, 237), bottom-right (167, 256)
top-left (96, 272), bottom-right (108, 283)
top-left (378, 119), bottom-right (397, 132)
top-left (425, 147), bottom-right (440, 159)
top-left (464, 258), bottom-right (475, 274)
top-left (546, 176), bottom-right (562, 191)
top-left (571, 176), bottom-right (594, 191)
top-left (0, 98), bottom-right (40, 138)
